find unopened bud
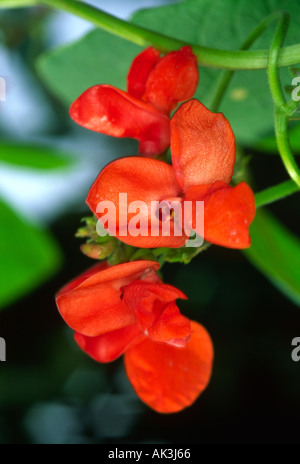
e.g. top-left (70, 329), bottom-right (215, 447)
top-left (80, 241), bottom-right (114, 260)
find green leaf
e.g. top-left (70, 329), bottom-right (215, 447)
top-left (0, 0), bottom-right (38, 8)
top-left (0, 141), bottom-right (74, 171)
top-left (244, 210), bottom-right (300, 306)
top-left (37, 0), bottom-right (300, 147)
top-left (0, 198), bottom-right (62, 309)
top-left (37, 29), bottom-right (142, 107)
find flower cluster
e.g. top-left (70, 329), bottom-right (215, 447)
top-left (56, 46), bottom-right (256, 413)
top-left (56, 261), bottom-right (213, 413)
top-left (87, 99), bottom-right (255, 249)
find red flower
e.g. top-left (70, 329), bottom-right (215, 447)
top-left (56, 260), bottom-right (213, 413)
top-left (70, 46), bottom-right (198, 156)
top-left (87, 99), bottom-right (256, 249)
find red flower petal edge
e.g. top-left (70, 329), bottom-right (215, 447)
top-left (185, 181), bottom-right (256, 248)
top-left (56, 260), bottom-right (160, 336)
top-left (74, 324), bottom-right (144, 363)
top-left (70, 85), bottom-right (170, 155)
top-left (142, 46), bottom-right (199, 114)
top-left (125, 320), bottom-right (214, 413)
top-left (127, 47), bottom-right (161, 99)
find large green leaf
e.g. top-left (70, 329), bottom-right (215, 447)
top-left (0, 198), bottom-right (62, 309)
top-left (244, 210), bottom-right (300, 306)
top-left (37, 30), bottom-right (142, 107)
top-left (0, 141), bottom-right (74, 170)
top-left (37, 0), bottom-right (300, 147)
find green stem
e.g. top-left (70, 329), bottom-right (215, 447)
top-left (4, 0), bottom-right (300, 70)
top-left (11, 0), bottom-right (298, 71)
top-left (209, 11), bottom-right (285, 112)
top-left (267, 12), bottom-right (290, 108)
top-left (267, 12), bottom-right (300, 187)
top-left (255, 180), bottom-right (300, 208)
top-left (274, 110), bottom-right (300, 186)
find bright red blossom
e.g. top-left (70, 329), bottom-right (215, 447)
top-left (87, 99), bottom-right (256, 249)
top-left (70, 46), bottom-right (198, 156)
top-left (56, 260), bottom-right (213, 413)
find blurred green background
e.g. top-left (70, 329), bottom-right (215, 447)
top-left (1, 0), bottom-right (300, 444)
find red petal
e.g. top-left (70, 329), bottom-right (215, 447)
top-left (70, 85), bottom-right (170, 155)
top-left (171, 100), bottom-right (236, 191)
top-left (127, 47), bottom-right (161, 98)
top-left (185, 181), bottom-right (256, 249)
top-left (124, 321), bottom-right (214, 413)
top-left (147, 302), bottom-right (191, 348)
top-left (56, 262), bottom-right (108, 297)
top-left (56, 261), bottom-right (160, 336)
top-left (122, 281), bottom-right (187, 338)
top-left (74, 324), bottom-right (144, 363)
top-left (86, 156), bottom-right (187, 248)
top-left (144, 46), bottom-right (199, 114)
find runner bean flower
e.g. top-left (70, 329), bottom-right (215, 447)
top-left (87, 99), bottom-right (256, 249)
top-left (56, 260), bottom-right (213, 413)
top-left (70, 46), bottom-right (199, 156)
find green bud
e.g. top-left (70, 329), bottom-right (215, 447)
top-left (80, 241), bottom-right (114, 260)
